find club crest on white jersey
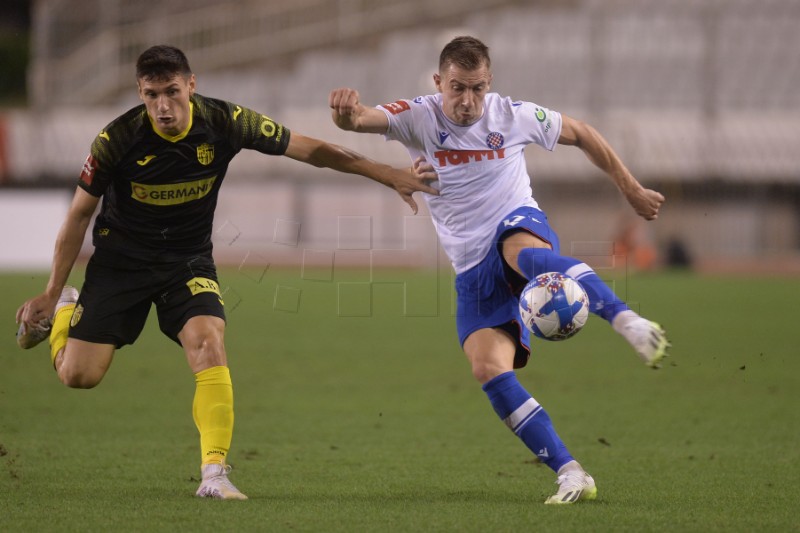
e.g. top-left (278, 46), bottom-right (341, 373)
top-left (379, 92), bottom-right (562, 273)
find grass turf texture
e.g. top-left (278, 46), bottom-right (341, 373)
top-left (1, 268), bottom-right (797, 532)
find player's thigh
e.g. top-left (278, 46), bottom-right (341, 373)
top-left (463, 327), bottom-right (518, 384)
top-left (495, 206), bottom-right (561, 276)
top-left (155, 258), bottom-right (225, 342)
top-left (69, 251), bottom-right (155, 348)
top-left (502, 231), bottom-right (551, 274)
top-left (58, 338), bottom-right (116, 389)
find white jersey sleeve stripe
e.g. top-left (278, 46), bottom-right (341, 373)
top-left (565, 263), bottom-right (594, 280)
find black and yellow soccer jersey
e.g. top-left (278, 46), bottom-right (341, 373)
top-left (77, 93), bottom-right (290, 262)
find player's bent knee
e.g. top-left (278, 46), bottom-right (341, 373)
top-left (463, 329), bottom-right (516, 384)
top-left (466, 348), bottom-right (510, 383)
top-left (184, 328), bottom-right (224, 355)
top-left (179, 316), bottom-right (227, 372)
top-left (57, 340), bottom-right (114, 389)
top-left (57, 365), bottom-right (104, 389)
top-left (470, 360), bottom-right (505, 384)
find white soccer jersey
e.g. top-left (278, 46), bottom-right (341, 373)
top-left (380, 92), bottom-right (562, 273)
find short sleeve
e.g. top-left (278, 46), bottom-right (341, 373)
top-left (516, 101), bottom-right (562, 151)
top-left (225, 102), bottom-right (291, 156)
top-left (76, 133), bottom-right (115, 197)
top-left (379, 98), bottom-right (427, 152)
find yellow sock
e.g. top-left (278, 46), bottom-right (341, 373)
top-left (49, 303), bottom-right (76, 366)
top-left (193, 366), bottom-right (234, 466)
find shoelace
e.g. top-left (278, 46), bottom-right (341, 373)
top-left (26, 319), bottom-right (52, 334)
top-left (554, 472), bottom-right (585, 491)
top-left (207, 465), bottom-right (238, 489)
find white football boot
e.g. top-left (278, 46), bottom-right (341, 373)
top-left (195, 463), bottom-right (248, 500)
top-left (544, 469), bottom-right (598, 505)
top-left (613, 311), bottom-right (671, 369)
top-left (16, 286), bottom-right (79, 349)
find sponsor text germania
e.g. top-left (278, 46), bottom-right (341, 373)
top-left (130, 176), bottom-right (217, 206)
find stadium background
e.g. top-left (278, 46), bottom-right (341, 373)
top-left (1, 3), bottom-right (799, 531)
top-left (1, 0), bottom-right (799, 275)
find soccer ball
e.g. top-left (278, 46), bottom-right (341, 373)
top-left (519, 272), bottom-right (589, 341)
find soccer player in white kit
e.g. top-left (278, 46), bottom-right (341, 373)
top-left (329, 36), bottom-right (670, 504)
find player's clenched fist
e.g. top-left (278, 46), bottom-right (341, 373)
top-left (626, 187), bottom-right (665, 221)
top-left (328, 88), bottom-right (389, 134)
top-left (329, 88), bottom-right (361, 116)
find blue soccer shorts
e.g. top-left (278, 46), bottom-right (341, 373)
top-left (454, 206), bottom-right (561, 368)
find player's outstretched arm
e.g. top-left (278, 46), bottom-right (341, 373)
top-left (329, 88), bottom-right (390, 134)
top-left (559, 115), bottom-right (665, 220)
top-left (16, 187), bottom-right (98, 329)
top-left (283, 133), bottom-right (438, 214)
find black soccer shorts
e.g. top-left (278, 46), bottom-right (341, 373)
top-left (68, 249), bottom-right (226, 348)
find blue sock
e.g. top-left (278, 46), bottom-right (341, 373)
top-left (517, 247), bottom-right (629, 322)
top-left (482, 371), bottom-right (573, 472)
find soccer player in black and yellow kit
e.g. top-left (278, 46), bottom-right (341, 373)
top-left (15, 45), bottom-right (437, 499)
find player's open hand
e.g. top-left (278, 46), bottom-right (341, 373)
top-left (390, 159), bottom-right (439, 214)
top-left (412, 156), bottom-right (438, 183)
top-left (628, 187), bottom-right (665, 221)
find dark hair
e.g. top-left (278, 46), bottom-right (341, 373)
top-left (438, 36), bottom-right (491, 71)
top-left (136, 45), bottom-right (192, 81)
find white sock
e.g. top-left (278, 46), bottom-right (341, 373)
top-left (557, 460), bottom-right (584, 475)
top-left (611, 309), bottom-right (641, 335)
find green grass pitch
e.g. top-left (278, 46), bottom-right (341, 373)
top-left (1, 268), bottom-right (798, 532)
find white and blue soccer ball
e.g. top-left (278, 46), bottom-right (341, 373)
top-left (519, 272), bottom-right (589, 341)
